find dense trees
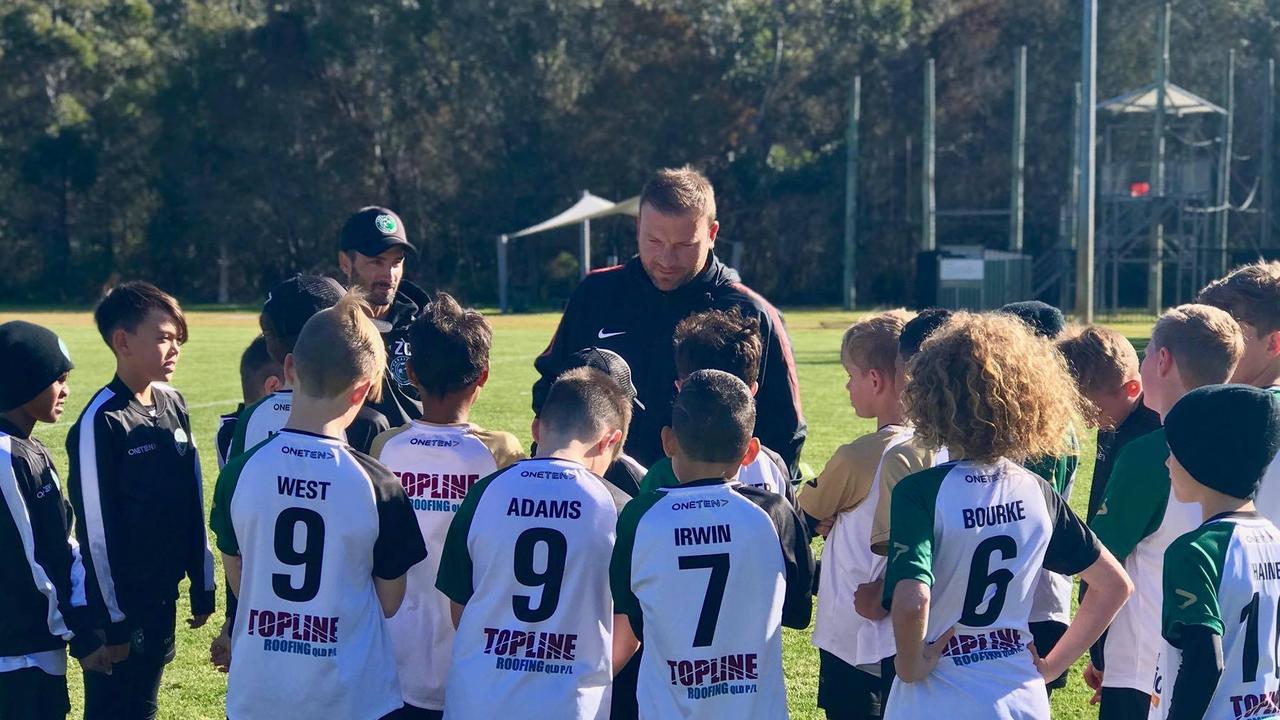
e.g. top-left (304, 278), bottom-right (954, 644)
top-left (0, 0), bottom-right (1273, 306)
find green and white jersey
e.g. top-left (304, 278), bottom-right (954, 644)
top-left (1092, 428), bottom-right (1202, 693)
top-left (1251, 387), bottom-right (1280, 527)
top-left (611, 478), bottom-right (814, 720)
top-left (639, 448), bottom-right (796, 505)
top-left (209, 430), bottom-right (428, 720)
top-left (1025, 438), bottom-right (1081, 625)
top-left (1148, 513), bottom-right (1280, 720)
top-left (436, 457), bottom-right (628, 720)
top-left (371, 421), bottom-right (525, 712)
top-left (882, 458), bottom-right (1101, 720)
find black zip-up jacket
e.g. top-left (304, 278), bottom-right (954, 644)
top-left (66, 377), bottom-right (216, 644)
top-left (532, 254), bottom-right (807, 471)
top-left (0, 419), bottom-right (102, 660)
top-left (369, 280), bottom-right (430, 427)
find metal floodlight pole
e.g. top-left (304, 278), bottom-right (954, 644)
top-left (578, 189), bottom-right (591, 281)
top-left (497, 234), bottom-right (510, 314)
top-left (1147, 2), bottom-right (1170, 316)
top-left (923, 59), bottom-right (937, 252)
top-left (843, 75), bottom-right (861, 310)
top-left (1075, 0), bottom-right (1098, 322)
top-left (1011, 46), bottom-right (1027, 254)
top-left (1218, 49), bottom-right (1235, 277)
top-left (1264, 60), bottom-right (1275, 252)
top-left (1064, 81), bottom-right (1082, 312)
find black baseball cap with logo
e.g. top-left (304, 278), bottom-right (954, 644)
top-left (567, 347), bottom-right (645, 410)
top-left (339, 206), bottom-right (416, 257)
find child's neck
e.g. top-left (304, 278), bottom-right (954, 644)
top-left (116, 365), bottom-right (156, 405)
top-left (0, 408), bottom-right (36, 438)
top-left (877, 404), bottom-right (906, 429)
top-left (1198, 489), bottom-right (1254, 523)
top-left (418, 390), bottom-right (474, 426)
top-left (671, 456), bottom-right (739, 484)
top-left (285, 394), bottom-right (356, 441)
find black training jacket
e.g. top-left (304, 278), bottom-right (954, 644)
top-left (66, 377), bottom-right (216, 644)
top-left (369, 280), bottom-right (430, 428)
top-left (0, 419), bottom-right (102, 659)
top-left (532, 254), bottom-right (807, 472)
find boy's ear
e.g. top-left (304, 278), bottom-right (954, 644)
top-left (476, 366), bottom-right (490, 388)
top-left (349, 378), bottom-right (375, 406)
top-left (263, 374), bottom-right (283, 396)
top-left (337, 252), bottom-right (352, 279)
top-left (740, 436), bottom-right (761, 467)
top-left (749, 381), bottom-right (759, 397)
top-left (660, 426), bottom-right (679, 459)
top-left (1122, 378), bottom-right (1141, 400)
top-left (283, 354), bottom-right (298, 388)
top-left (406, 362), bottom-right (419, 388)
top-left (111, 328), bottom-right (130, 356)
top-left (598, 428), bottom-right (623, 459)
top-left (1266, 329), bottom-right (1280, 358)
top-left (1156, 346), bottom-right (1175, 377)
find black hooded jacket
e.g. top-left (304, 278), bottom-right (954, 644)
top-left (532, 254), bottom-right (806, 472)
top-left (369, 280), bottom-right (431, 427)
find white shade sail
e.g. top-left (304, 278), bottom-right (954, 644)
top-left (508, 192), bottom-right (640, 238)
top-left (1098, 81), bottom-right (1226, 117)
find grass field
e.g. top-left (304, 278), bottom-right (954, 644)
top-left (0, 307), bottom-right (1156, 719)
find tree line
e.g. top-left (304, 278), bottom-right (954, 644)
top-left (2, 0), bottom-right (1275, 307)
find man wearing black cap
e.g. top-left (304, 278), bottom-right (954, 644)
top-left (1153, 385), bottom-right (1280, 720)
top-left (338, 206), bottom-right (432, 426)
top-left (0, 321), bottom-right (112, 719)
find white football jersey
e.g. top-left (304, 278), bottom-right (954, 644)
top-left (436, 458), bottom-right (627, 720)
top-left (210, 430), bottom-right (427, 720)
top-left (226, 390), bottom-right (295, 459)
top-left (612, 478), bottom-right (813, 720)
top-left (371, 420), bottom-right (524, 712)
top-left (882, 458), bottom-right (1101, 720)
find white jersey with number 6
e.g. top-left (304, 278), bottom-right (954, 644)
top-left (882, 459), bottom-right (1101, 720)
top-left (436, 457), bottom-right (627, 720)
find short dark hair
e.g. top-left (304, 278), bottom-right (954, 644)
top-left (239, 336), bottom-right (282, 402)
top-left (408, 292), bottom-right (492, 397)
top-left (94, 281), bottom-right (188, 347)
top-left (674, 308), bottom-right (762, 384)
top-left (540, 367), bottom-right (631, 457)
top-left (899, 308), bottom-right (953, 359)
top-left (1196, 261), bottom-right (1280, 335)
top-left (672, 370), bottom-right (756, 464)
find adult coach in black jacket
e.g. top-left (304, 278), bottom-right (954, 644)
top-left (338, 206), bottom-right (432, 427)
top-left (532, 167), bottom-right (806, 472)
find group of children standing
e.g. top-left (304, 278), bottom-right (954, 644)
top-left (1, 260), bottom-right (1279, 720)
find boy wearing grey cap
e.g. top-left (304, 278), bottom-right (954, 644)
top-left (0, 321), bottom-right (111, 718)
top-left (1150, 385), bottom-right (1280, 720)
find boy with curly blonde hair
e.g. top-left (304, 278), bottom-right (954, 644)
top-left (881, 313), bottom-right (1131, 720)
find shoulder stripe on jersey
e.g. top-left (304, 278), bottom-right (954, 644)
top-left (190, 439), bottom-right (215, 593)
top-left (78, 386), bottom-right (124, 623)
top-left (369, 422), bottom-right (415, 459)
top-left (0, 435), bottom-right (72, 639)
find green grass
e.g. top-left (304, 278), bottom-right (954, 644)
top-left (0, 308), bottom-right (1152, 719)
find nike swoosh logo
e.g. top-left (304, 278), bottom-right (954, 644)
top-left (597, 329), bottom-right (626, 339)
top-left (1176, 588), bottom-right (1197, 610)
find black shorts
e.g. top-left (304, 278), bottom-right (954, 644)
top-left (0, 667), bottom-right (71, 720)
top-left (382, 705), bottom-right (443, 720)
top-left (817, 649), bottom-right (882, 719)
top-left (1028, 620), bottom-right (1069, 690)
top-left (1098, 687), bottom-right (1151, 720)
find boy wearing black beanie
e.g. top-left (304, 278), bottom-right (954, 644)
top-left (0, 321), bottom-right (112, 719)
top-left (1150, 384), bottom-right (1280, 720)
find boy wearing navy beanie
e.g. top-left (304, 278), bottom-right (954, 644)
top-left (0, 321), bottom-right (112, 719)
top-left (1151, 385), bottom-right (1280, 719)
